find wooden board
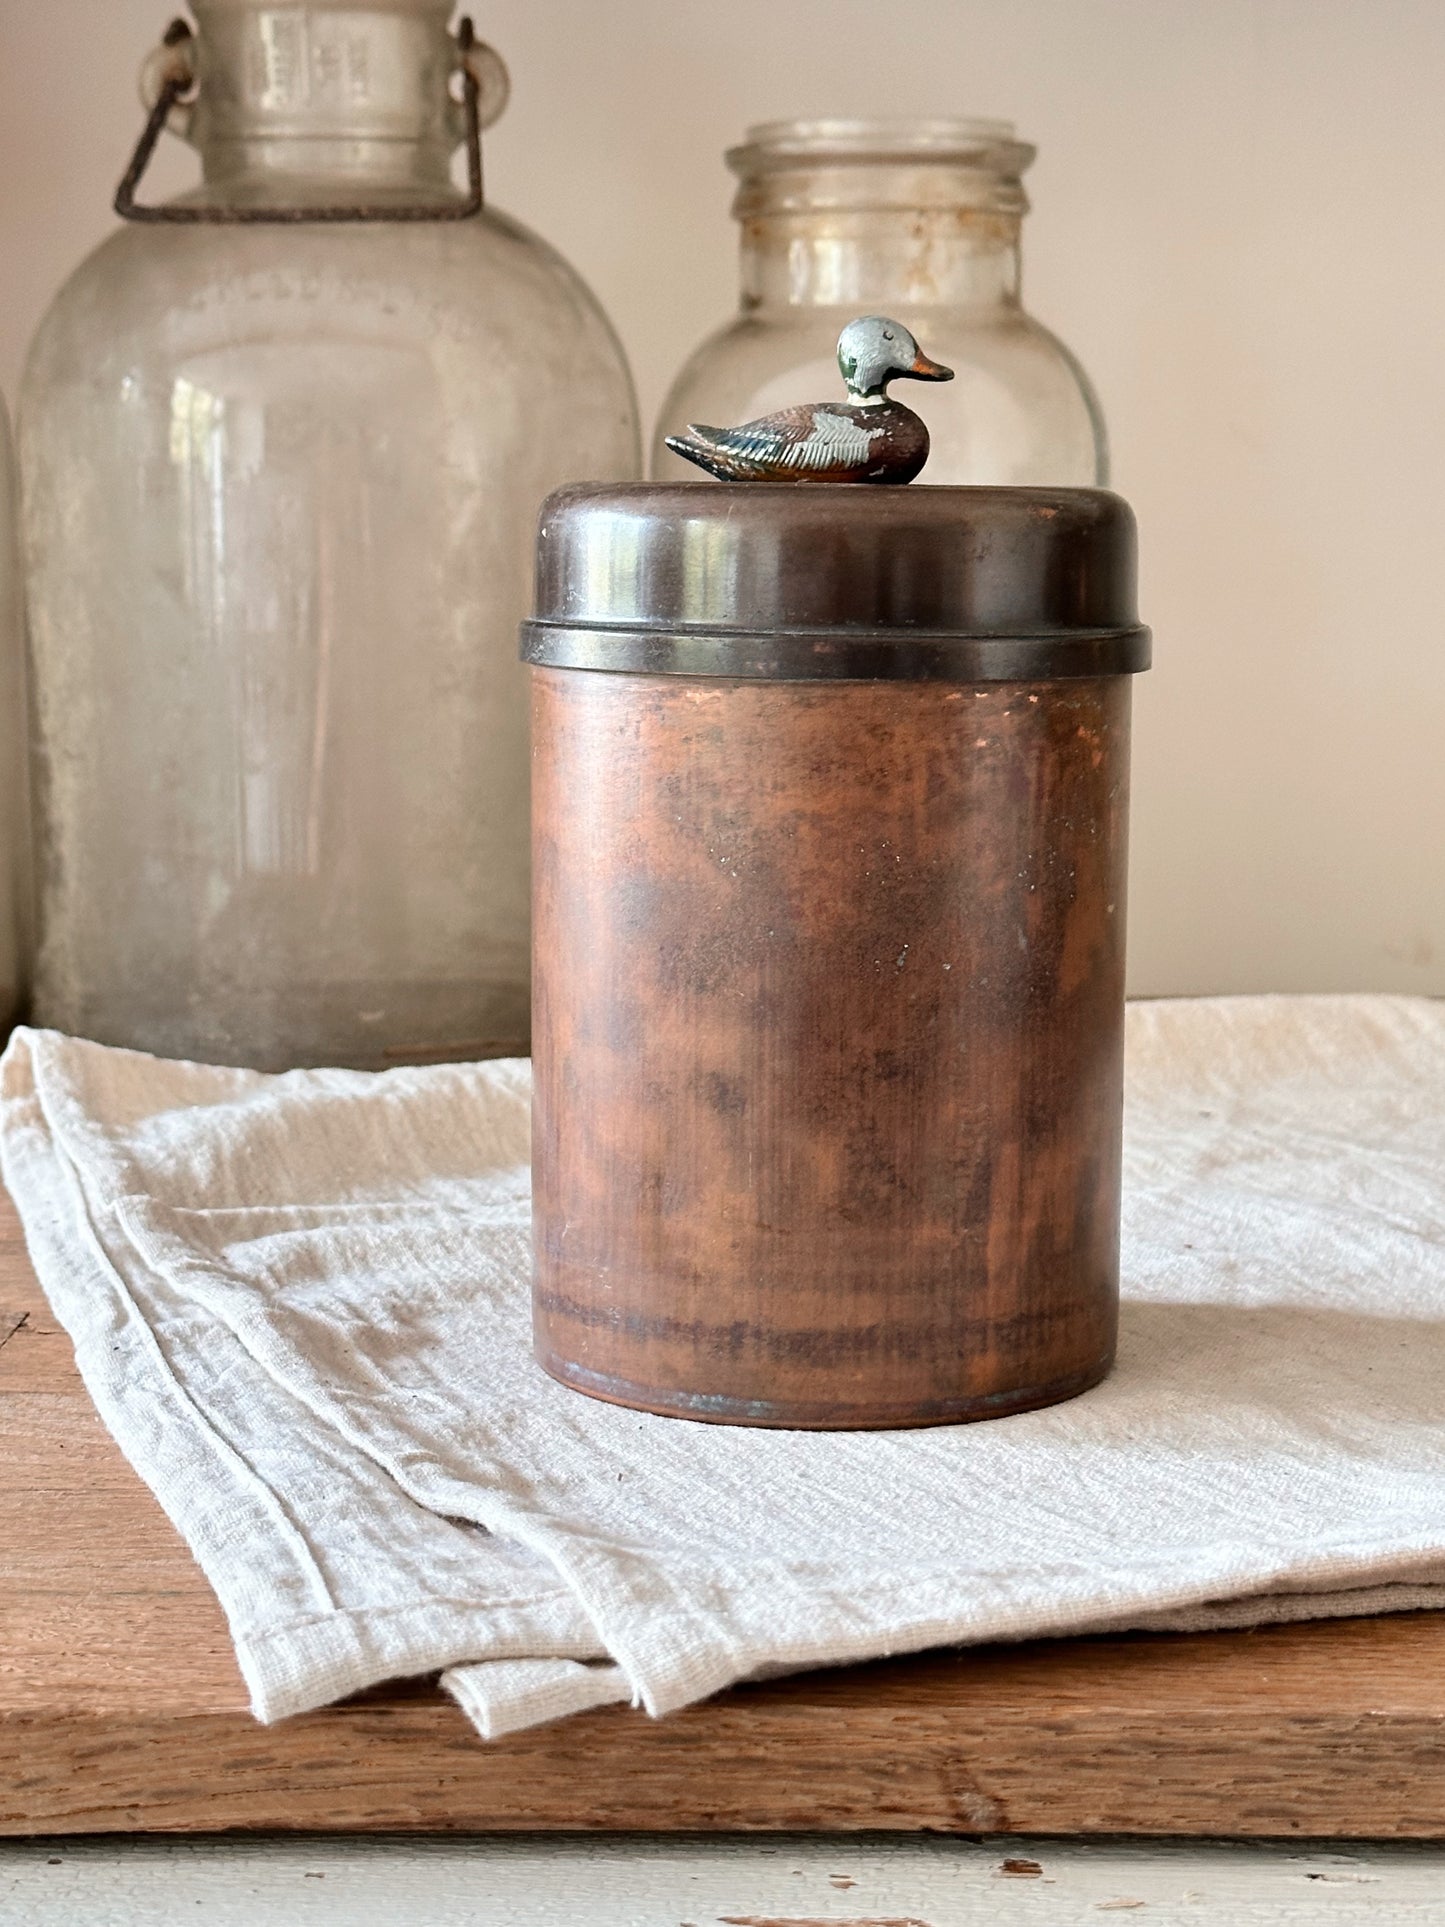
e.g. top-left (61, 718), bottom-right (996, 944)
top-left (5, 1185), bottom-right (1445, 1840)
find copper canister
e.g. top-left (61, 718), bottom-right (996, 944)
top-left (523, 483), bottom-right (1150, 1429)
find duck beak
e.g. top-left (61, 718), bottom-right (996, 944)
top-left (907, 351), bottom-right (954, 383)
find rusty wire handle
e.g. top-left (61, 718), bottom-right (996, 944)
top-left (115, 16), bottom-right (485, 224)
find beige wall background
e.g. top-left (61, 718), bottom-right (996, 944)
top-left (1, 0), bottom-right (1441, 997)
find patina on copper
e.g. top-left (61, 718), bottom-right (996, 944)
top-left (526, 483), bottom-right (1149, 1429)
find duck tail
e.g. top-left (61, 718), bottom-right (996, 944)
top-left (665, 429), bottom-right (746, 483)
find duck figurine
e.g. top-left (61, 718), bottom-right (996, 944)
top-left (665, 315), bottom-right (954, 485)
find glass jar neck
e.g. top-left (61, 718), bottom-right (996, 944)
top-left (186, 2), bottom-right (461, 201)
top-left (739, 205), bottom-right (1023, 315)
top-left (728, 122), bottom-right (1033, 318)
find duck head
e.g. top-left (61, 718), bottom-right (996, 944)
top-left (837, 316), bottom-right (954, 402)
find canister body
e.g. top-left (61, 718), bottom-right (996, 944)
top-left (532, 666), bottom-right (1131, 1428)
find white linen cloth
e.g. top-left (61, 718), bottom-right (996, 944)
top-left (6, 994), bottom-right (1445, 1742)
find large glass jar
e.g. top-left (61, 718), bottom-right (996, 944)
top-left (0, 397), bottom-right (28, 1034)
top-left (653, 119), bottom-right (1105, 487)
top-left (21, 0), bottom-right (639, 1070)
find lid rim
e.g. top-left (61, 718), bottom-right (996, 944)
top-left (727, 116), bottom-right (1036, 177)
top-left (521, 621), bottom-right (1152, 683)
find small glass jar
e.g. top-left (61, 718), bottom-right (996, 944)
top-left (21, 0), bottom-right (639, 1070)
top-left (653, 119), bottom-right (1106, 488)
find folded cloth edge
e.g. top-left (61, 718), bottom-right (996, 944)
top-left (0, 1035), bottom-right (602, 1725)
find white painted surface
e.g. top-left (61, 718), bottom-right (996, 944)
top-left (3, 1836), bottom-right (1445, 1927)
top-left (1, 0), bottom-right (1443, 1001)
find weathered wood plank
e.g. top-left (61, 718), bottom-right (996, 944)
top-left (1, 1329), bottom-right (86, 1377)
top-left (2, 1833), bottom-right (1443, 1926)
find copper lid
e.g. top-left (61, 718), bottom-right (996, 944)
top-left (521, 482), bottom-right (1149, 682)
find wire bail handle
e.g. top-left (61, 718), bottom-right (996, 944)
top-left (116, 14), bottom-right (509, 224)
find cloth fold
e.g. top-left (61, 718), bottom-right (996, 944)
top-left (6, 994), bottom-right (1445, 1741)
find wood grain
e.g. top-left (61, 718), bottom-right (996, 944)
top-left (5, 1184), bottom-right (1445, 1837)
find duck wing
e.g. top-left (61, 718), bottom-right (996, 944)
top-left (668, 404), bottom-right (883, 482)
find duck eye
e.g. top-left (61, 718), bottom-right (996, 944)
top-left (882, 330), bottom-right (894, 340)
